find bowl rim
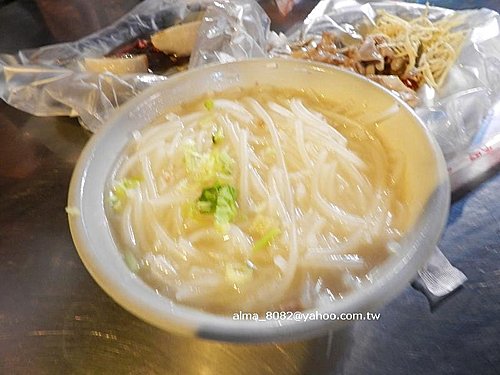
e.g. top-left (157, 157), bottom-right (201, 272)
top-left (67, 58), bottom-right (450, 343)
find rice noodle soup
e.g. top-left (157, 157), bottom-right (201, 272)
top-left (106, 86), bottom-right (422, 315)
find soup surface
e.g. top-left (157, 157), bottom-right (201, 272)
top-left (107, 86), bottom-right (414, 315)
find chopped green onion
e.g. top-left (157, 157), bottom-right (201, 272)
top-left (253, 227), bottom-right (282, 252)
top-left (204, 99), bottom-right (215, 111)
top-left (109, 178), bottom-right (141, 211)
top-left (214, 185), bottom-right (238, 229)
top-left (212, 127), bottom-right (224, 144)
top-left (197, 184), bottom-right (238, 229)
top-left (124, 251), bottom-right (140, 273)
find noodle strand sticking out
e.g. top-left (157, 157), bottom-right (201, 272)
top-left (107, 86), bottom-right (407, 315)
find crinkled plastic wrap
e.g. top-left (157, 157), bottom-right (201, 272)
top-left (189, 0), bottom-right (274, 67)
top-left (0, 0), bottom-right (209, 132)
top-left (189, 0), bottom-right (291, 67)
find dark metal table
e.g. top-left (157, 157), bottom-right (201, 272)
top-left (1, 1), bottom-right (499, 374)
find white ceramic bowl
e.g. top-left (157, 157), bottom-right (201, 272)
top-left (68, 59), bottom-right (450, 343)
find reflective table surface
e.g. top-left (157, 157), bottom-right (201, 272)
top-left (1, 1), bottom-right (499, 374)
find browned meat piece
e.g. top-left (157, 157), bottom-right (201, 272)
top-left (292, 32), bottom-right (363, 72)
top-left (291, 32), bottom-right (420, 107)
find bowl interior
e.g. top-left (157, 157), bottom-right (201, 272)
top-left (68, 58), bottom-right (450, 342)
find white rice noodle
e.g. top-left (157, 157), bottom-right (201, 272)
top-left (136, 119), bottom-right (183, 147)
top-left (213, 99), bottom-right (254, 123)
top-left (140, 155), bottom-right (158, 200)
top-left (268, 101), bottom-right (294, 118)
top-left (289, 98), bottom-right (347, 146)
top-left (294, 119), bottom-right (314, 168)
top-left (311, 151), bottom-right (365, 227)
top-left (238, 129), bottom-right (250, 211)
top-left (179, 111), bottom-right (205, 125)
top-left (245, 98), bottom-right (300, 306)
top-left (248, 166), bottom-right (269, 201)
top-left (108, 90), bottom-right (401, 315)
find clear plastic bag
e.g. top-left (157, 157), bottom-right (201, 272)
top-left (0, 0), bottom-right (208, 132)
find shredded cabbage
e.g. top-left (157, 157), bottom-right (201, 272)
top-left (124, 251), bottom-right (140, 273)
top-left (253, 227), bottom-right (282, 253)
top-left (184, 145), bottom-right (234, 185)
top-left (109, 178), bottom-right (141, 211)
